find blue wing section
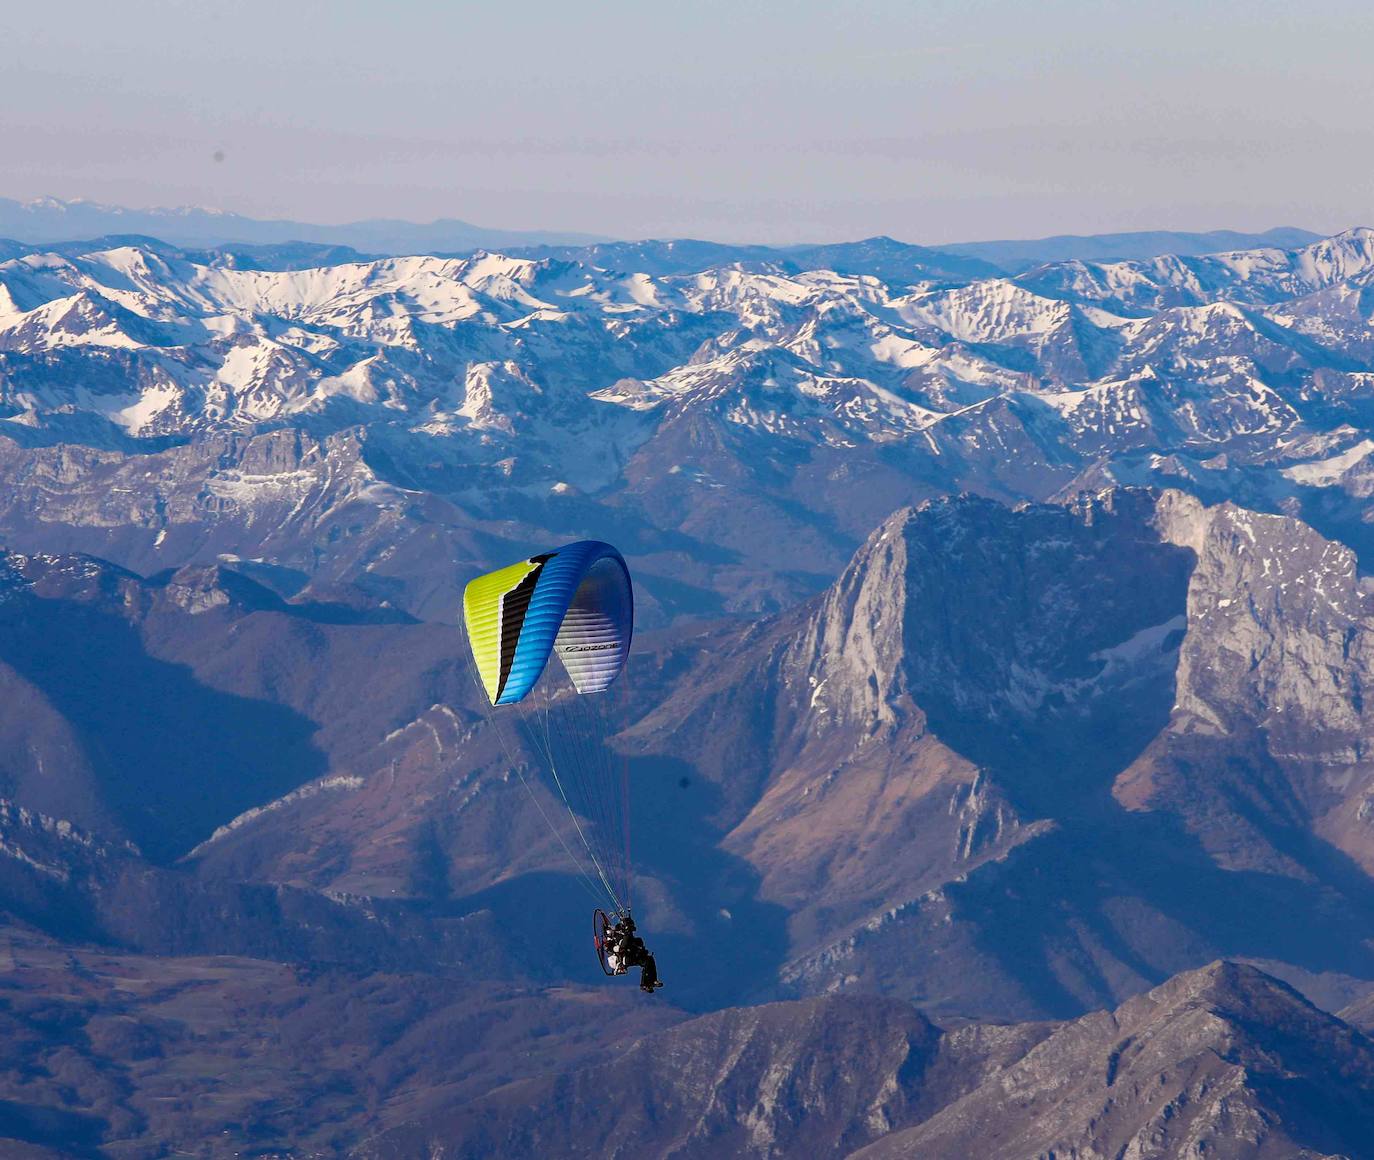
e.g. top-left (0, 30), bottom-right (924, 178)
top-left (496, 540), bottom-right (633, 705)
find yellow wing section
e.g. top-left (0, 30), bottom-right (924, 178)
top-left (463, 559), bottom-right (541, 705)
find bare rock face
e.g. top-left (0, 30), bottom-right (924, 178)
top-left (715, 491), bottom-right (1193, 966)
top-left (858, 962), bottom-right (1374, 1160)
top-left (1120, 492), bottom-right (1374, 878)
top-left (790, 489), bottom-right (1193, 773)
top-left (1340, 988), bottom-right (1374, 1033)
top-left (355, 995), bottom-right (946, 1160)
top-left (784, 505), bottom-right (920, 735)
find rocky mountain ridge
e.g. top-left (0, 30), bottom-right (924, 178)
top-left (359, 962), bottom-right (1374, 1160)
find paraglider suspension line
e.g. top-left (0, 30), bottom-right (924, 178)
top-left (533, 684), bottom-right (627, 914)
top-left (462, 646), bottom-right (609, 908)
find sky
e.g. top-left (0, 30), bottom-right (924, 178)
top-left (3, 0), bottom-right (1373, 244)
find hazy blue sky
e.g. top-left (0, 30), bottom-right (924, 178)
top-left (4, 0), bottom-right (1372, 243)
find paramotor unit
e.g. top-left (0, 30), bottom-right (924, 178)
top-left (593, 908), bottom-right (615, 977)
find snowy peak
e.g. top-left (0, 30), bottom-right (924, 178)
top-left (1289, 225), bottom-right (1374, 285)
top-left (1019, 225), bottom-right (1374, 316)
top-left (894, 278), bottom-right (1081, 344)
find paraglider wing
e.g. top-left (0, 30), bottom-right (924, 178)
top-left (462, 541), bottom-right (633, 706)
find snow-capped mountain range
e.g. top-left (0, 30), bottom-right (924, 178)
top-left (3, 227), bottom-right (1374, 620)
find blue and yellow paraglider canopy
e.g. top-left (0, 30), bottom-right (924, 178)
top-left (463, 540), bottom-right (633, 706)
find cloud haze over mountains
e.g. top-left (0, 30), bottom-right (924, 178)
top-left (7, 2), bottom-right (1373, 240)
top-left (7, 223), bottom-right (1374, 1155)
top-left (0, 196), bottom-right (608, 254)
top-left (0, 195), bottom-right (1328, 270)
